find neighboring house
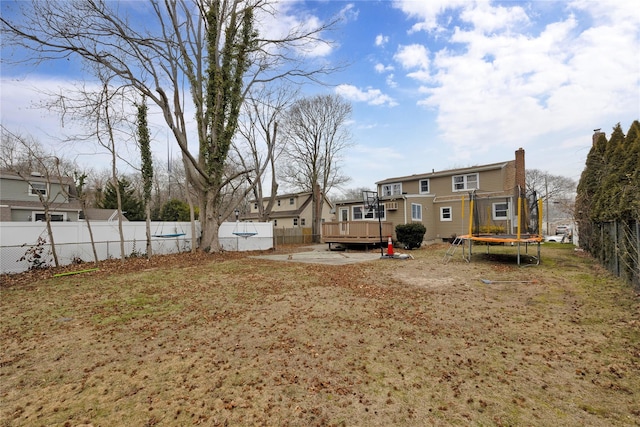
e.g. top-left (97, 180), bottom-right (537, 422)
top-left (326, 148), bottom-right (527, 244)
top-left (0, 170), bottom-right (82, 222)
top-left (243, 191), bottom-right (333, 229)
top-left (0, 170), bottom-right (128, 222)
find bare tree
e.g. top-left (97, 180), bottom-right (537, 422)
top-left (0, 127), bottom-right (78, 267)
top-left (1, 0), bottom-right (340, 252)
top-left (526, 169), bottom-right (577, 234)
top-left (234, 84), bottom-right (297, 220)
top-left (336, 187), bottom-right (376, 202)
top-left (70, 170), bottom-right (100, 265)
top-left (280, 94), bottom-right (352, 242)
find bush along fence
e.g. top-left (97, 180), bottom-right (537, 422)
top-left (592, 219), bottom-right (639, 289)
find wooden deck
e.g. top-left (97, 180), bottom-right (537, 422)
top-left (321, 221), bottom-right (394, 245)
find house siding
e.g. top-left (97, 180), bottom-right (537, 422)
top-left (0, 172), bottom-right (82, 222)
top-left (247, 192), bottom-right (333, 230)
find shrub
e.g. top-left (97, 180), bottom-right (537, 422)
top-left (395, 223), bottom-right (426, 249)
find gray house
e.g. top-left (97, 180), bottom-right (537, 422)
top-left (0, 170), bottom-right (126, 222)
top-left (0, 170), bottom-right (83, 222)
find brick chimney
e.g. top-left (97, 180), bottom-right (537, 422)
top-left (592, 128), bottom-right (605, 145)
top-left (515, 147), bottom-right (525, 194)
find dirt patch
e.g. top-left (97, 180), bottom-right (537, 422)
top-left (1, 244), bottom-right (639, 426)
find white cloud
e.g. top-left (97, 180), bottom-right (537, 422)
top-left (459, 2), bottom-right (529, 33)
top-left (335, 84), bottom-right (398, 107)
top-left (394, 44), bottom-right (430, 70)
top-left (386, 74), bottom-right (398, 88)
top-left (394, 44), bottom-right (431, 82)
top-left (392, 0), bottom-right (469, 33)
top-left (406, 0), bottom-right (639, 165)
top-left (255, 2), bottom-right (334, 58)
top-left (374, 63), bottom-right (394, 73)
top-left (339, 3), bottom-right (359, 22)
top-left (375, 34), bottom-right (389, 47)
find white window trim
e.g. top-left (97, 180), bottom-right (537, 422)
top-left (419, 179), bottom-right (430, 194)
top-left (492, 201), bottom-right (510, 221)
top-left (29, 182), bottom-right (48, 197)
top-left (32, 211), bottom-right (67, 222)
top-left (411, 203), bottom-right (422, 221)
top-left (353, 204), bottom-right (385, 221)
top-left (440, 206), bottom-right (452, 222)
top-left (452, 173), bottom-right (479, 192)
top-left (381, 182), bottom-right (402, 196)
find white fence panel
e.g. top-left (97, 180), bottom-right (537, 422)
top-left (0, 221), bottom-right (273, 275)
top-left (218, 222), bottom-right (273, 252)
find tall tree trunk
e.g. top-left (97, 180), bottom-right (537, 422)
top-left (43, 209), bottom-right (60, 267)
top-left (145, 205), bottom-right (152, 259)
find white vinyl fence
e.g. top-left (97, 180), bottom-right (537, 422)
top-left (0, 221), bottom-right (273, 275)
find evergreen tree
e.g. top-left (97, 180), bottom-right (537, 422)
top-left (593, 123), bottom-right (626, 221)
top-left (99, 178), bottom-right (144, 221)
top-left (159, 199), bottom-right (192, 222)
top-left (618, 121), bottom-right (640, 220)
top-left (575, 132), bottom-right (607, 252)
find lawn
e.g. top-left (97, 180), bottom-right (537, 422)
top-left (1, 243), bottom-right (639, 426)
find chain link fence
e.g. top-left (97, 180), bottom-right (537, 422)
top-left (1, 237), bottom-right (193, 275)
top-left (596, 220), bottom-right (639, 289)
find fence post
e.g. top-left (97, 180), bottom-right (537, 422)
top-left (614, 220), bottom-right (619, 276)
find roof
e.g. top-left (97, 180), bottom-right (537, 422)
top-left (249, 191), bottom-right (334, 208)
top-left (0, 199), bottom-right (83, 211)
top-left (0, 170), bottom-right (75, 185)
top-left (375, 160), bottom-right (512, 185)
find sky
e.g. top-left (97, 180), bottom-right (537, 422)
top-left (1, 0), bottom-right (639, 195)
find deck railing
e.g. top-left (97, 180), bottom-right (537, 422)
top-left (322, 221), bottom-right (394, 244)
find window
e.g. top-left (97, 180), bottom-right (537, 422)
top-left (33, 212), bottom-right (66, 222)
top-left (289, 198), bottom-right (294, 205)
top-left (352, 205), bottom-right (384, 220)
top-left (452, 173), bottom-right (478, 191)
top-left (293, 218), bottom-right (298, 226)
top-left (254, 202), bottom-right (258, 210)
top-left (29, 182), bottom-right (48, 197)
top-left (440, 207), bottom-right (452, 221)
top-left (411, 203), bottom-right (422, 221)
top-left (301, 218), bottom-right (306, 226)
top-left (382, 183), bottom-right (402, 196)
top-left (493, 202), bottom-right (509, 220)
top-left (364, 204), bottom-right (385, 220)
top-left (277, 200), bottom-right (281, 207)
top-left (419, 179), bottom-right (430, 194)
top-left (353, 206), bottom-right (363, 220)
top-left (274, 220), bottom-right (278, 227)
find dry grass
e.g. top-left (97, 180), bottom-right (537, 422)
top-left (1, 243), bottom-right (639, 426)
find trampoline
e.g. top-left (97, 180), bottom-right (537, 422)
top-left (450, 187), bottom-right (544, 265)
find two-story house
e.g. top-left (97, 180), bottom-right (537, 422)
top-left (243, 191), bottom-right (333, 229)
top-left (324, 148), bottom-right (526, 245)
top-left (0, 170), bottom-right (83, 222)
top-left (0, 170), bottom-right (126, 222)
